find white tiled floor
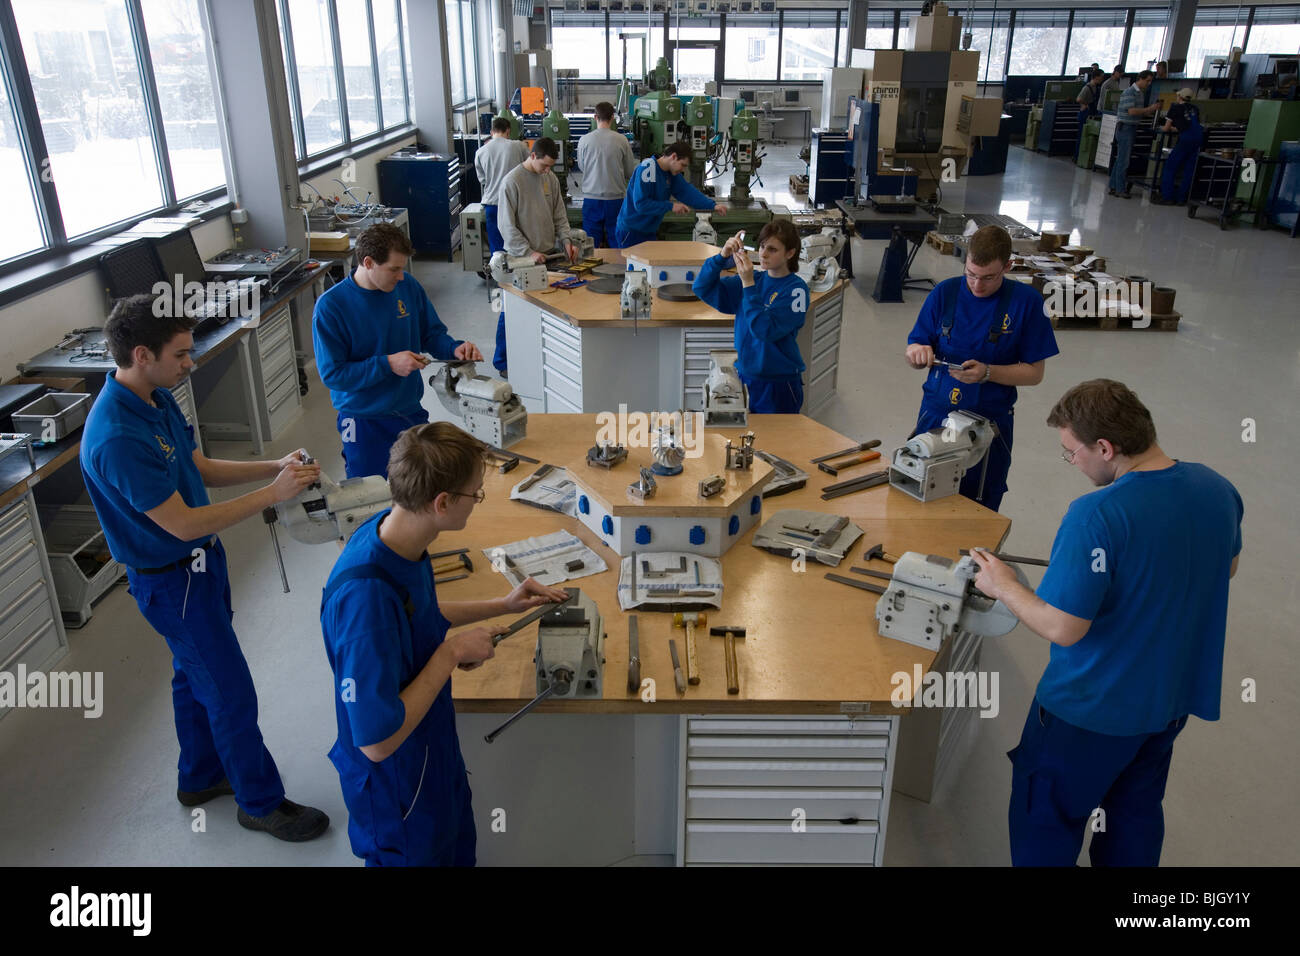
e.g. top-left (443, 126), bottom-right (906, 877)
top-left (0, 144), bottom-right (1295, 866)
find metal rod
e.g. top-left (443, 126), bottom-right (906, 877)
top-left (825, 572), bottom-right (886, 595)
top-left (486, 443), bottom-right (538, 464)
top-left (492, 593), bottom-right (575, 646)
top-left (960, 549), bottom-right (1049, 567)
top-left (484, 682), bottom-right (558, 743)
top-left (266, 520), bottom-right (290, 593)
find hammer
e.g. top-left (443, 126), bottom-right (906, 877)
top-left (710, 626), bottom-right (746, 694)
top-left (863, 543), bottom-right (901, 564)
top-left (673, 611), bottom-right (705, 685)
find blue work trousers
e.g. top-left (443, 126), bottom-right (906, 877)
top-left (1161, 130), bottom-right (1203, 203)
top-left (127, 541), bottom-right (285, 817)
top-left (483, 204), bottom-right (505, 254)
top-left (1109, 124), bottom-right (1137, 193)
top-left (582, 198), bottom-right (623, 249)
top-left (1008, 698), bottom-right (1189, 866)
top-left (743, 374), bottom-right (804, 414)
top-left (337, 408), bottom-right (430, 479)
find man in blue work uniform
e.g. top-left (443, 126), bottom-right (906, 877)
top-left (971, 380), bottom-right (1242, 866)
top-left (1156, 89), bottom-right (1203, 205)
top-left (80, 294), bottom-right (330, 842)
top-left (693, 220), bottom-right (810, 413)
top-left (903, 225), bottom-right (1059, 512)
top-left (615, 140), bottom-right (728, 248)
top-left (1109, 70), bottom-right (1161, 198)
top-left (320, 422), bottom-right (567, 866)
top-left (313, 223), bottom-right (485, 479)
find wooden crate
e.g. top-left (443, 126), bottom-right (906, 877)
top-left (1049, 310), bottom-right (1181, 332)
top-left (789, 174), bottom-right (808, 195)
top-left (925, 231), bottom-right (955, 255)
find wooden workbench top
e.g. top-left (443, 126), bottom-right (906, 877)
top-left (440, 414), bottom-right (1011, 715)
top-left (624, 240), bottom-right (722, 265)
top-left (502, 245), bottom-right (844, 329)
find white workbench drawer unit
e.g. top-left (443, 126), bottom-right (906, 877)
top-left (252, 307), bottom-right (301, 439)
top-left (0, 494), bottom-right (68, 717)
top-left (801, 292), bottom-right (843, 413)
top-left (678, 714), bottom-right (897, 866)
top-left (541, 313), bottom-right (584, 412)
top-left (169, 378), bottom-right (203, 454)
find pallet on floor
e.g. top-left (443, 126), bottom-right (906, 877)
top-left (1048, 310), bottom-right (1181, 331)
top-left (789, 174), bottom-right (808, 195)
top-left (925, 231), bottom-right (955, 255)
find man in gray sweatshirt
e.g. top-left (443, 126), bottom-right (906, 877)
top-left (475, 117), bottom-right (529, 255)
top-left (577, 102), bottom-right (638, 247)
top-left (495, 137), bottom-right (577, 376)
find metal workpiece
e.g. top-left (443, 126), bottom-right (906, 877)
top-left (697, 474), bottom-right (725, 499)
top-left (724, 431), bottom-right (756, 471)
top-left (753, 450), bottom-right (807, 497)
top-left (627, 615), bottom-right (640, 693)
top-left (492, 592), bottom-right (577, 647)
top-left (627, 466), bottom-right (658, 501)
top-left (586, 441), bottom-right (628, 469)
top-left (752, 509), bottom-right (863, 566)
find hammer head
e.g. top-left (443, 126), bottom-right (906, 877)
top-left (673, 611), bottom-right (705, 628)
top-left (863, 543), bottom-right (885, 562)
top-left (710, 626), bottom-right (746, 639)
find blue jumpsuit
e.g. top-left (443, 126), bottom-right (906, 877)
top-left (693, 253), bottom-right (810, 413)
top-left (80, 374), bottom-right (286, 816)
top-left (313, 274), bottom-right (464, 479)
top-left (321, 512), bottom-right (475, 866)
top-left (1160, 102), bottom-right (1204, 204)
top-left (1010, 463), bottom-right (1242, 866)
top-left (907, 277), bottom-right (1059, 512)
top-left (615, 157), bottom-right (715, 248)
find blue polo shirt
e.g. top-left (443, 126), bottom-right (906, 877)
top-left (908, 277), bottom-right (1058, 416)
top-left (312, 273), bottom-right (463, 419)
top-left (1035, 462), bottom-right (1243, 736)
top-left (80, 372), bottom-right (210, 570)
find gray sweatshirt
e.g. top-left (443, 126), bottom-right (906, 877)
top-left (500, 163), bottom-right (571, 257)
top-left (475, 136), bottom-right (529, 206)
top-left (577, 127), bottom-right (638, 199)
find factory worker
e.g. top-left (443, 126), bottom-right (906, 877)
top-left (80, 294), bottom-right (329, 843)
top-left (576, 101), bottom-right (638, 248)
top-left (475, 116), bottom-right (530, 255)
top-left (498, 136), bottom-right (579, 377)
top-left (693, 220), bottom-right (810, 413)
top-left (313, 223), bottom-right (484, 479)
top-left (320, 422), bottom-right (568, 866)
top-left (973, 380), bottom-right (1241, 865)
top-left (615, 140), bottom-right (728, 248)
top-left (902, 225), bottom-right (1059, 511)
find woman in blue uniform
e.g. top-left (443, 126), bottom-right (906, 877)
top-left (692, 220), bottom-right (810, 413)
top-left (320, 422), bottom-right (567, 866)
top-left (903, 226), bottom-right (1060, 512)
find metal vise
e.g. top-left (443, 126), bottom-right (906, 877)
top-left (798, 227), bottom-right (847, 292)
top-left (488, 251), bottom-right (548, 291)
top-left (621, 270), bottom-right (652, 325)
top-left (430, 361), bottom-right (527, 448)
top-left (889, 410), bottom-right (997, 503)
top-left (874, 551), bottom-right (1026, 652)
top-left (704, 349), bottom-right (748, 427)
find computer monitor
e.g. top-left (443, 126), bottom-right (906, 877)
top-left (151, 228), bottom-right (208, 287)
top-left (739, 90), bottom-right (755, 104)
top-left (784, 89), bottom-right (800, 103)
top-left (99, 240), bottom-right (165, 301)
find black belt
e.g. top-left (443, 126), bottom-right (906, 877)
top-left (133, 537), bottom-right (217, 575)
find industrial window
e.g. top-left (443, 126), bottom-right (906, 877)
top-left (553, 9), bottom-right (608, 80)
top-left (279, 0), bottom-right (414, 161)
top-left (964, 8), bottom-right (1011, 83)
top-left (1006, 9), bottom-right (1071, 76)
top-left (1187, 6), bottom-right (1251, 74)
top-left (1126, 7), bottom-right (1170, 73)
top-left (1246, 4), bottom-right (1300, 55)
top-left (609, 12), bottom-right (666, 82)
top-left (1066, 8), bottom-right (1128, 75)
top-left (445, 0), bottom-right (483, 107)
top-left (781, 9), bottom-right (837, 81)
top-left (862, 9), bottom-right (895, 55)
top-left (725, 13), bottom-right (779, 81)
top-left (0, 44), bottom-right (43, 263)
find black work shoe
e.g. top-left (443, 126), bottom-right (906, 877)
top-left (177, 778), bottom-right (235, 807)
top-left (237, 799), bottom-right (330, 842)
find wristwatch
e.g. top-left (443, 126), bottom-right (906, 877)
top-left (981, 364), bottom-right (992, 383)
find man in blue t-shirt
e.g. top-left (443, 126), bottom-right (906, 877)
top-left (615, 141), bottom-right (728, 248)
top-left (971, 379), bottom-right (1243, 867)
top-left (904, 225), bottom-right (1059, 512)
top-left (320, 421), bottom-right (567, 866)
top-left (80, 294), bottom-right (330, 843)
top-left (312, 223), bottom-right (485, 479)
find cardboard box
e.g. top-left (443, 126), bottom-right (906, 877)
top-left (4, 375), bottom-right (89, 394)
top-left (907, 11), bottom-right (963, 52)
top-left (308, 231), bottom-right (352, 253)
top-left (958, 96), bottom-right (1005, 136)
top-left (949, 50), bottom-right (980, 81)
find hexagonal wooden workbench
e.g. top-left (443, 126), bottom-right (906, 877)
top-left (498, 245), bottom-right (847, 416)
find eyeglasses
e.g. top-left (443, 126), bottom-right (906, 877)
top-left (446, 488), bottom-right (486, 504)
top-left (1061, 443), bottom-right (1088, 464)
top-left (964, 268), bottom-right (1004, 284)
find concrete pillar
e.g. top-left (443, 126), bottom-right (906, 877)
top-left (844, 0), bottom-right (869, 62)
top-left (1163, 0), bottom-right (1199, 74)
top-left (206, 0), bottom-right (302, 249)
top-left (408, 0), bottom-right (454, 151)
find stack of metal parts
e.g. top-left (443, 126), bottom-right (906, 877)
top-left (751, 509), bottom-right (863, 566)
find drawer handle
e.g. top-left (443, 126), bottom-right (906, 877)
top-left (0, 540), bottom-right (36, 577)
top-left (1, 617), bottom-right (55, 671)
top-left (2, 579), bottom-right (45, 619)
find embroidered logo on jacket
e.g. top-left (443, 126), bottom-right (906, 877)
top-left (950, 387), bottom-right (962, 405)
top-left (155, 434), bottom-right (175, 458)
top-left (397, 299), bottom-right (408, 317)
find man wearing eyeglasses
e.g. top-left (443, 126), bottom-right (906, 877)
top-left (903, 225), bottom-right (1059, 511)
top-left (969, 380), bottom-right (1242, 866)
top-left (320, 421), bottom-right (567, 866)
